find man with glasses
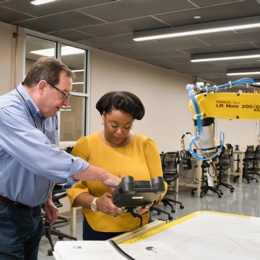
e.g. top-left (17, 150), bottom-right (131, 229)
top-left (47, 81), bottom-right (72, 101)
top-left (0, 57), bottom-right (120, 259)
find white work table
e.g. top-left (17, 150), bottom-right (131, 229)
top-left (57, 211), bottom-right (260, 259)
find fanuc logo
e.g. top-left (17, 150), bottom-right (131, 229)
top-left (216, 100), bottom-right (239, 108)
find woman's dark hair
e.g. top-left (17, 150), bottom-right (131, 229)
top-left (96, 91), bottom-right (145, 120)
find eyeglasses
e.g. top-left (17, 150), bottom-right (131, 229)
top-left (47, 81), bottom-right (72, 101)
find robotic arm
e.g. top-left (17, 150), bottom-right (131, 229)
top-left (182, 78), bottom-right (260, 162)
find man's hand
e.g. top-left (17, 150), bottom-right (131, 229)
top-left (73, 166), bottom-right (121, 191)
top-left (42, 199), bottom-right (58, 226)
top-left (100, 172), bottom-right (121, 191)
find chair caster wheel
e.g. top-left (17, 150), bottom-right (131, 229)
top-left (180, 205), bottom-right (184, 209)
top-left (47, 249), bottom-right (53, 256)
top-left (169, 215), bottom-right (173, 220)
top-left (218, 195), bottom-right (222, 198)
top-left (171, 209), bottom-right (175, 213)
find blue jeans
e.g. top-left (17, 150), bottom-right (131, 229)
top-left (0, 201), bottom-right (42, 260)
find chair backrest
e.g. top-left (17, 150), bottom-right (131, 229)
top-left (159, 152), bottom-right (164, 163)
top-left (65, 146), bottom-right (74, 154)
top-left (161, 151), bottom-right (180, 178)
top-left (244, 145), bottom-right (255, 159)
top-left (225, 143), bottom-right (233, 157)
top-left (254, 145), bottom-right (260, 159)
top-left (218, 144), bottom-right (232, 166)
top-left (52, 183), bottom-right (67, 208)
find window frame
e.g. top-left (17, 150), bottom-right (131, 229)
top-left (24, 30), bottom-right (90, 149)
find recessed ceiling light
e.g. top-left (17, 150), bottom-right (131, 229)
top-left (31, 0), bottom-right (56, 6)
top-left (194, 16), bottom-right (201, 19)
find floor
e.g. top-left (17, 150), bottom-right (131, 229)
top-left (38, 176), bottom-right (260, 259)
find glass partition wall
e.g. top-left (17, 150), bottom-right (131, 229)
top-left (25, 35), bottom-right (89, 148)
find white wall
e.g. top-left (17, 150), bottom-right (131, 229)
top-left (216, 119), bottom-right (259, 151)
top-left (0, 22), bottom-right (24, 94)
top-left (89, 49), bottom-right (194, 152)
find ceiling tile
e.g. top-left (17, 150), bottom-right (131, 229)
top-left (0, 0), bottom-right (259, 84)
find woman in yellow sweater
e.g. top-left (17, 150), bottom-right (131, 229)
top-left (66, 91), bottom-right (166, 240)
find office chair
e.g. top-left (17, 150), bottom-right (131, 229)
top-left (192, 160), bottom-right (223, 198)
top-left (244, 145), bottom-right (260, 182)
top-left (159, 152), bottom-right (184, 212)
top-left (251, 145), bottom-right (260, 178)
top-left (150, 203), bottom-right (174, 221)
top-left (150, 151), bottom-right (184, 221)
top-left (149, 152), bottom-right (172, 221)
top-left (234, 145), bottom-right (259, 183)
top-left (254, 145), bottom-right (260, 173)
top-left (42, 183), bottom-right (77, 256)
top-left (243, 145), bottom-right (258, 183)
top-left (215, 144), bottom-right (235, 192)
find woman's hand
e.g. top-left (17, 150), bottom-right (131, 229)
top-left (133, 202), bottom-right (154, 215)
top-left (96, 192), bottom-right (124, 217)
top-left (95, 194), bottom-right (155, 217)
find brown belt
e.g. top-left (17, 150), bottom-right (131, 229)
top-left (0, 195), bottom-right (37, 210)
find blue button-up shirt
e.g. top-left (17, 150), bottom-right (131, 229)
top-left (0, 83), bottom-right (89, 206)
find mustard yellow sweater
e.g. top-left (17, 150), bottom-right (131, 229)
top-left (66, 132), bottom-right (165, 233)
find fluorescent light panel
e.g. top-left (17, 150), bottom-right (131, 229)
top-left (72, 82), bottom-right (84, 85)
top-left (133, 16), bottom-right (260, 42)
top-left (31, 0), bottom-right (55, 5)
top-left (227, 68), bottom-right (260, 76)
top-left (30, 46), bottom-right (84, 56)
top-left (71, 69), bottom-right (84, 73)
top-left (191, 50), bottom-right (260, 62)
